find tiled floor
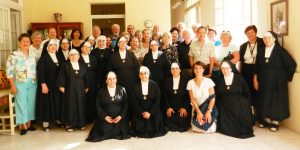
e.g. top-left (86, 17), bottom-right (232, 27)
top-left (1, 125), bottom-right (300, 150)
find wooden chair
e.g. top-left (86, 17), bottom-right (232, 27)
top-left (0, 91), bottom-right (17, 135)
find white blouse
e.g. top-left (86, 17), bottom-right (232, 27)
top-left (244, 43), bottom-right (258, 64)
top-left (186, 77), bottom-right (215, 106)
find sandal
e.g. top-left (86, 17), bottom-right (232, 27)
top-left (66, 127), bottom-right (74, 132)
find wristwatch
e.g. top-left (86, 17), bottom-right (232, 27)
top-left (207, 108), bottom-right (212, 112)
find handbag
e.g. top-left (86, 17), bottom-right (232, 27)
top-left (192, 94), bottom-right (218, 131)
top-left (223, 52), bottom-right (234, 61)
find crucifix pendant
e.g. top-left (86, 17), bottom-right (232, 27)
top-left (265, 58), bottom-right (269, 63)
top-left (174, 90), bottom-right (177, 94)
top-left (75, 70), bottom-right (79, 74)
top-left (226, 85), bottom-right (230, 90)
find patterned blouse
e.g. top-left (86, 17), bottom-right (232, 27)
top-left (160, 44), bottom-right (178, 64)
top-left (6, 49), bottom-right (37, 82)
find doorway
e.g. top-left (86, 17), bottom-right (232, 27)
top-left (91, 3), bottom-right (125, 37)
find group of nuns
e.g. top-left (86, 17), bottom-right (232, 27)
top-left (35, 28), bottom-right (297, 142)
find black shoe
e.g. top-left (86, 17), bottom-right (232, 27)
top-left (20, 129), bottom-right (27, 135)
top-left (258, 121), bottom-right (272, 128)
top-left (27, 126), bottom-right (37, 131)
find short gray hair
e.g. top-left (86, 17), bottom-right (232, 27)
top-left (31, 31), bottom-right (42, 39)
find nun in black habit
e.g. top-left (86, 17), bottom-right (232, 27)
top-left (131, 66), bottom-right (168, 138)
top-left (215, 60), bottom-right (254, 139)
top-left (36, 39), bottom-right (64, 131)
top-left (90, 35), bottom-right (114, 88)
top-left (254, 31), bottom-right (297, 132)
top-left (79, 42), bottom-right (98, 122)
top-left (57, 49), bottom-right (88, 131)
top-left (57, 38), bottom-right (71, 62)
top-left (143, 39), bottom-right (171, 116)
top-left (86, 71), bottom-right (130, 142)
top-left (163, 62), bottom-right (191, 132)
top-left (108, 37), bottom-right (139, 106)
top-left (142, 39), bottom-right (171, 90)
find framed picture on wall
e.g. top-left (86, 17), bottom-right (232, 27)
top-left (271, 0), bottom-right (288, 35)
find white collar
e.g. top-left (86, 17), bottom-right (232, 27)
top-left (224, 72), bottom-right (234, 85)
top-left (107, 86), bottom-right (116, 97)
top-left (81, 54), bottom-right (90, 63)
top-left (119, 50), bottom-right (126, 59)
top-left (152, 50), bottom-right (158, 59)
top-left (48, 52), bottom-right (58, 63)
top-left (141, 80), bottom-right (149, 95)
top-left (173, 75), bottom-right (180, 89)
top-left (70, 61), bottom-right (79, 70)
top-left (265, 44), bottom-right (275, 58)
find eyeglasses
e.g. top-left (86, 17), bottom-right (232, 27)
top-left (222, 30), bottom-right (231, 33)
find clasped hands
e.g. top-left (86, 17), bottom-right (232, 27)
top-left (196, 111), bottom-right (212, 125)
top-left (105, 115), bottom-right (122, 124)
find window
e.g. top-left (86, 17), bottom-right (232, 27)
top-left (184, 0), bottom-right (200, 28)
top-left (0, 6), bottom-right (11, 69)
top-left (214, 0), bottom-right (258, 45)
top-left (91, 3), bottom-right (125, 36)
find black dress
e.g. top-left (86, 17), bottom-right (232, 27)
top-left (163, 76), bottom-right (191, 132)
top-left (36, 52), bottom-right (64, 122)
top-left (57, 61), bottom-right (87, 127)
top-left (177, 40), bottom-right (192, 70)
top-left (131, 80), bottom-right (168, 138)
top-left (142, 51), bottom-right (171, 90)
top-left (86, 86), bottom-right (130, 142)
top-left (57, 49), bottom-right (69, 62)
top-left (79, 55), bottom-right (98, 122)
top-left (255, 44), bottom-right (297, 122)
top-left (216, 73), bottom-right (254, 139)
top-left (108, 50), bottom-right (139, 99)
top-left (90, 47), bottom-right (114, 88)
top-left (239, 37), bottom-right (264, 107)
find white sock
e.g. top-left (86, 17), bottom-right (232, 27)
top-left (43, 122), bottom-right (49, 127)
